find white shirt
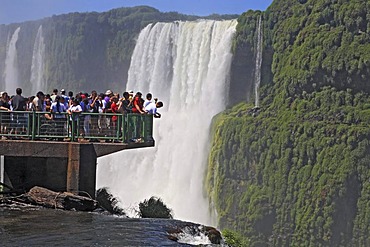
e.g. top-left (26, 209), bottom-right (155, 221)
top-left (68, 104), bottom-right (82, 112)
top-left (145, 102), bottom-right (157, 115)
top-left (68, 105), bottom-right (82, 121)
top-left (98, 99), bottom-right (106, 113)
top-left (144, 100), bottom-right (152, 108)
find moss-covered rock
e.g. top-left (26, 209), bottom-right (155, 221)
top-left (209, 0), bottom-right (370, 246)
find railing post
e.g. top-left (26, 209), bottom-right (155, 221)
top-left (31, 111), bottom-right (36, 140)
top-left (143, 114), bottom-right (153, 142)
top-left (71, 113), bottom-right (76, 142)
top-left (122, 114), bottom-right (126, 143)
top-left (116, 113), bottom-right (122, 141)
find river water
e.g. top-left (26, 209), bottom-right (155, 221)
top-left (0, 203), bottom-right (218, 246)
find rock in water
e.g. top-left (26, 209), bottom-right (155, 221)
top-left (205, 226), bottom-right (222, 244)
top-left (26, 186), bottom-right (97, 211)
top-left (167, 223), bottom-right (223, 245)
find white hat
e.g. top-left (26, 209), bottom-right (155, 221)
top-left (105, 90), bottom-right (113, 95)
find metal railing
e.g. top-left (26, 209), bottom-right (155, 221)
top-left (0, 111), bottom-right (153, 144)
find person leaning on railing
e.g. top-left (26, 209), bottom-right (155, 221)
top-left (51, 96), bottom-right (67, 136)
top-left (67, 99), bottom-right (82, 138)
top-left (32, 91), bottom-right (45, 112)
top-left (144, 100), bottom-right (163, 118)
top-left (132, 92), bottom-right (145, 114)
top-left (121, 92), bottom-right (133, 113)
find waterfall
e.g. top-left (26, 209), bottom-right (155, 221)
top-left (4, 27), bottom-right (21, 95)
top-left (30, 25), bottom-right (46, 96)
top-left (97, 20), bottom-right (237, 225)
top-left (254, 16), bottom-right (263, 108)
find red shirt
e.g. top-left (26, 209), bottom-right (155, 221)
top-left (132, 96), bottom-right (143, 113)
top-left (111, 102), bottom-right (119, 121)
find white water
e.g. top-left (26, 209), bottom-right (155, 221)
top-left (30, 25), bottom-right (46, 96)
top-left (97, 20), bottom-right (237, 225)
top-left (176, 226), bottom-right (212, 245)
top-left (254, 16), bottom-right (263, 107)
top-left (4, 27), bottom-right (21, 95)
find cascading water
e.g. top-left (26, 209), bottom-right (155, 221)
top-left (254, 15), bottom-right (263, 108)
top-left (97, 20), bottom-right (237, 225)
top-left (4, 27), bottom-right (21, 94)
top-left (30, 25), bottom-right (46, 96)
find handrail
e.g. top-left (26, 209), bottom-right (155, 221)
top-left (0, 111), bottom-right (153, 144)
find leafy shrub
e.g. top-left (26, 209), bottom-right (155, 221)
top-left (222, 229), bottom-right (250, 247)
top-left (138, 196), bottom-right (173, 219)
top-left (96, 187), bottom-right (125, 216)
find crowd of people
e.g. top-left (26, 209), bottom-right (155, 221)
top-left (0, 87), bottom-right (163, 140)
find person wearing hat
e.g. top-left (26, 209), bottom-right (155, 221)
top-left (105, 90), bottom-right (113, 96)
top-left (104, 90), bottom-right (112, 104)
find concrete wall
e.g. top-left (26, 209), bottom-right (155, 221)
top-left (5, 157), bottom-right (68, 192)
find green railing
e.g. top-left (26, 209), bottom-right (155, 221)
top-left (0, 111), bottom-right (153, 144)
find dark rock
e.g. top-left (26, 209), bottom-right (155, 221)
top-left (25, 186), bottom-right (97, 211)
top-left (167, 223), bottom-right (223, 245)
top-left (205, 226), bottom-right (222, 244)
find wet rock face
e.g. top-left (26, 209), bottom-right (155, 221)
top-left (205, 226), bottom-right (222, 244)
top-left (167, 223), bottom-right (223, 245)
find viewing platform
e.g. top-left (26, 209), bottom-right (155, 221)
top-left (0, 112), bottom-right (155, 198)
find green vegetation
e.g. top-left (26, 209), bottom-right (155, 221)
top-left (96, 187), bottom-right (125, 215)
top-left (222, 229), bottom-right (250, 247)
top-left (138, 196), bottom-right (173, 219)
top-left (208, 0), bottom-right (370, 246)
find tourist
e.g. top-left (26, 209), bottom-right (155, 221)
top-left (32, 91), bottom-right (45, 112)
top-left (132, 92), bottom-right (145, 114)
top-left (89, 90), bottom-right (99, 135)
top-left (145, 101), bottom-right (163, 118)
top-left (27, 96), bottom-right (35, 111)
top-left (128, 90), bottom-right (134, 101)
top-left (12, 88), bottom-right (27, 111)
top-left (51, 95), bottom-right (67, 119)
top-left (97, 93), bottom-right (106, 132)
top-left (104, 91), bottom-right (113, 131)
top-left (51, 96), bottom-right (67, 136)
top-left (11, 88), bottom-right (27, 134)
top-left (80, 95), bottom-right (90, 137)
top-left (44, 99), bottom-right (53, 120)
top-left (60, 89), bottom-right (69, 108)
top-left (121, 92), bottom-right (133, 113)
top-left (0, 92), bottom-right (11, 135)
top-left (105, 90), bottom-right (113, 103)
top-left (110, 96), bottom-right (120, 127)
top-left (50, 89), bottom-right (58, 102)
top-left (144, 93), bottom-right (153, 108)
top-left (67, 99), bottom-right (82, 138)
top-left (68, 91), bottom-right (74, 107)
top-left (0, 92), bottom-right (11, 112)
